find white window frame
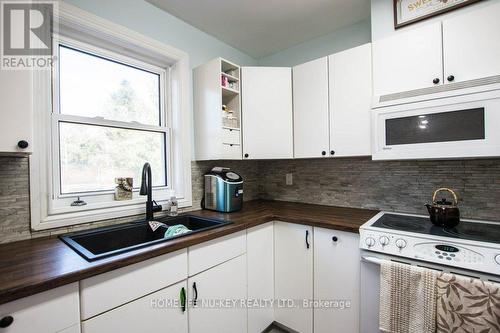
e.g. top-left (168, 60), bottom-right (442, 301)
top-left (51, 36), bottom-right (171, 210)
top-left (30, 3), bottom-right (192, 230)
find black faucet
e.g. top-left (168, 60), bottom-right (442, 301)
top-left (140, 163), bottom-right (162, 221)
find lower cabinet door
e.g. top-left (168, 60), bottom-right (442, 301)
top-left (188, 254), bottom-right (247, 333)
top-left (81, 281), bottom-right (188, 333)
top-left (274, 222), bottom-right (313, 333)
top-left (314, 227), bottom-right (360, 333)
top-left (247, 222), bottom-right (274, 333)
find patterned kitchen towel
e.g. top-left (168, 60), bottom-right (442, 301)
top-left (436, 273), bottom-right (500, 333)
top-left (380, 261), bottom-right (438, 333)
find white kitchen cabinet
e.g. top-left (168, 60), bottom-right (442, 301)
top-left (0, 70), bottom-right (33, 155)
top-left (274, 222), bottom-right (313, 333)
top-left (188, 254), bottom-right (247, 333)
top-left (59, 324), bottom-right (81, 333)
top-left (247, 222), bottom-right (274, 333)
top-left (314, 227), bottom-right (360, 333)
top-left (293, 57), bottom-right (330, 158)
top-left (80, 249), bottom-right (187, 320)
top-left (188, 230), bottom-right (246, 276)
top-left (443, 1), bottom-right (500, 84)
top-left (241, 67), bottom-right (293, 159)
top-left (293, 45), bottom-right (372, 159)
top-left (82, 280), bottom-right (187, 333)
top-left (0, 283), bottom-right (79, 333)
top-left (329, 44), bottom-right (372, 157)
top-left (372, 22), bottom-right (443, 98)
top-left (193, 58), bottom-right (242, 160)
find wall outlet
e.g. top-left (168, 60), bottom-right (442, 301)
top-left (285, 173), bottom-right (293, 186)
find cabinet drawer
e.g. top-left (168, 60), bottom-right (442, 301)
top-left (221, 143), bottom-right (242, 159)
top-left (82, 281), bottom-right (187, 333)
top-left (222, 128), bottom-right (240, 145)
top-left (80, 249), bottom-right (187, 320)
top-left (0, 283), bottom-right (79, 333)
top-left (188, 230), bottom-right (246, 276)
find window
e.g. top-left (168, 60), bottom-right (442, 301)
top-left (30, 5), bottom-right (192, 231)
top-left (54, 43), bottom-right (168, 195)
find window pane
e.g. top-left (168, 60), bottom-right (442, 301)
top-left (59, 122), bottom-right (166, 194)
top-left (59, 45), bottom-right (161, 125)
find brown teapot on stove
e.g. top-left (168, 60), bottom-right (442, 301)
top-left (425, 188), bottom-right (460, 228)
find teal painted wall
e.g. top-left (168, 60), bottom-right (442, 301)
top-left (63, 0), bottom-right (257, 68)
top-left (258, 19), bottom-right (371, 67)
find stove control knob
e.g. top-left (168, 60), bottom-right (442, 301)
top-left (379, 236), bottom-right (390, 246)
top-left (495, 254), bottom-right (500, 265)
top-left (365, 237), bottom-right (376, 248)
top-left (395, 239), bottom-right (407, 249)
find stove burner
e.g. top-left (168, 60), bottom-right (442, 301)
top-left (442, 223), bottom-right (500, 243)
top-left (372, 213), bottom-right (500, 244)
top-left (377, 214), bottom-right (429, 233)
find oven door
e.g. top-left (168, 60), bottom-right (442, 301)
top-left (372, 90), bottom-right (500, 160)
top-left (360, 253), bottom-right (382, 333)
top-left (360, 251), bottom-right (500, 333)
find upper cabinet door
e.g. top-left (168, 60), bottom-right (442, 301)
top-left (329, 44), bottom-right (372, 157)
top-left (372, 22), bottom-right (443, 97)
top-left (443, 2), bottom-right (500, 84)
top-left (241, 67), bottom-right (293, 159)
top-left (0, 70), bottom-right (33, 154)
top-left (293, 57), bottom-right (330, 158)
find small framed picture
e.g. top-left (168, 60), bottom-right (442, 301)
top-left (394, 0), bottom-right (483, 29)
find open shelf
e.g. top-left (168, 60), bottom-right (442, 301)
top-left (222, 85), bottom-right (239, 97)
top-left (221, 58), bottom-right (239, 74)
top-left (221, 72), bottom-right (239, 82)
top-left (222, 126), bottom-right (241, 131)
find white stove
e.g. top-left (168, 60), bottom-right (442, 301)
top-left (360, 211), bottom-right (500, 276)
top-left (359, 212), bottom-right (500, 332)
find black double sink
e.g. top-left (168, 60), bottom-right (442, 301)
top-left (60, 215), bottom-right (232, 261)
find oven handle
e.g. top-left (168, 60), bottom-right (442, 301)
top-left (361, 256), bottom-right (385, 265)
top-left (361, 256), bottom-right (495, 281)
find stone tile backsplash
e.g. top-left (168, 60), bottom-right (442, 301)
top-left (258, 157), bottom-right (500, 221)
top-left (1, 156), bottom-right (499, 244)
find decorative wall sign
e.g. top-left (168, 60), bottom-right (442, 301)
top-left (394, 0), bottom-right (483, 29)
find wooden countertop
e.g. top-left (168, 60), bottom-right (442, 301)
top-left (0, 200), bottom-right (378, 305)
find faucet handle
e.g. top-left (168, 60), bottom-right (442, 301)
top-left (152, 200), bottom-right (163, 213)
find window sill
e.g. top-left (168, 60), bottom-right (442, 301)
top-left (32, 197), bottom-right (192, 231)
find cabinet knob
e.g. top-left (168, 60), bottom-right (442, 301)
top-left (433, 78), bottom-right (440, 84)
top-left (330, 150), bottom-right (335, 156)
top-left (17, 140), bottom-right (29, 149)
top-left (0, 316), bottom-right (13, 328)
top-left (321, 151), bottom-right (326, 156)
top-left (332, 236), bottom-right (338, 242)
top-left (244, 153), bottom-right (249, 158)
top-left (447, 75), bottom-right (455, 82)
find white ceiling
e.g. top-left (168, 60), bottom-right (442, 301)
top-left (146, 0), bottom-right (370, 58)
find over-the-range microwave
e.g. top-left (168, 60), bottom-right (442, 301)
top-left (372, 90), bottom-right (500, 160)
